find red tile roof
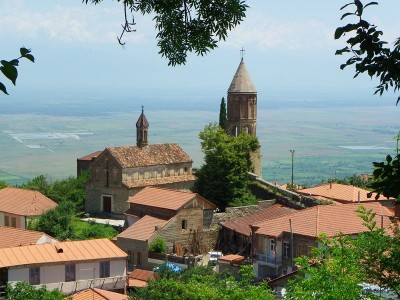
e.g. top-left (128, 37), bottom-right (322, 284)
top-left (0, 187), bottom-right (57, 216)
top-left (117, 215), bottom-right (169, 241)
top-left (78, 151), bottom-right (102, 161)
top-left (254, 202), bottom-right (393, 238)
top-left (0, 238), bottom-right (127, 268)
top-left (69, 288), bottom-right (127, 300)
top-left (0, 226), bottom-right (56, 249)
top-left (128, 269), bottom-right (155, 287)
top-left (220, 204), bottom-right (297, 236)
top-left (123, 175), bottom-right (196, 188)
top-left (296, 183), bottom-right (393, 203)
top-left (127, 186), bottom-right (216, 211)
top-left (107, 143), bottom-right (192, 168)
top-left (218, 254), bottom-right (244, 263)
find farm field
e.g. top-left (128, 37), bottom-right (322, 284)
top-left (0, 105), bottom-right (398, 187)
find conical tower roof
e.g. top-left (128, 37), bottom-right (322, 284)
top-left (228, 59), bottom-right (256, 93)
top-left (136, 107), bottom-right (149, 128)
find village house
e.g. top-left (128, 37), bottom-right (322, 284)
top-left (0, 239), bottom-right (127, 296)
top-left (127, 269), bottom-right (155, 289)
top-left (69, 288), bottom-right (128, 300)
top-left (0, 226), bottom-right (57, 249)
top-left (296, 182), bottom-right (395, 205)
top-left (251, 202), bottom-right (393, 279)
top-left (84, 109), bottom-right (196, 217)
top-left (116, 186), bottom-right (217, 270)
top-left (0, 187), bottom-right (57, 229)
top-left (219, 204), bottom-right (297, 256)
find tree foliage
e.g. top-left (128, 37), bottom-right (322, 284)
top-left (193, 123), bottom-right (259, 211)
top-left (287, 205), bottom-right (400, 299)
top-left (335, 0), bottom-right (400, 105)
top-left (149, 237), bottom-right (167, 254)
top-left (219, 97), bottom-right (228, 132)
top-left (20, 170), bottom-right (90, 212)
top-left (83, 0), bottom-right (247, 66)
top-left (0, 180), bottom-right (7, 189)
top-left (1, 48), bottom-right (34, 95)
top-left (368, 154), bottom-right (400, 200)
top-left (129, 265), bottom-right (275, 300)
top-left (5, 281), bottom-right (64, 300)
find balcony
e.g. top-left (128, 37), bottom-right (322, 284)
top-left (257, 253), bottom-right (282, 267)
top-left (7, 276), bottom-right (127, 296)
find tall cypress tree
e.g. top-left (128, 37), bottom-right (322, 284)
top-left (219, 97), bottom-right (227, 132)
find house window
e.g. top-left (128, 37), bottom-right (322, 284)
top-left (283, 242), bottom-right (290, 258)
top-left (100, 261), bottom-right (110, 278)
top-left (4, 216), bottom-right (9, 226)
top-left (11, 217), bottom-right (16, 228)
top-left (137, 252), bottom-right (142, 266)
top-left (65, 264), bottom-right (76, 282)
top-left (269, 239), bottom-right (276, 254)
top-left (128, 250), bottom-right (135, 265)
top-left (29, 267), bottom-right (40, 285)
top-left (181, 220), bottom-right (187, 230)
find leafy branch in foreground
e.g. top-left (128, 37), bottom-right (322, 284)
top-left (1, 47), bottom-right (34, 95)
top-left (335, 1), bottom-right (400, 105)
top-left (83, 0), bottom-right (248, 66)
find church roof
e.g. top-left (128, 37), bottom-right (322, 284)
top-left (136, 110), bottom-right (149, 128)
top-left (107, 143), bottom-right (192, 168)
top-left (228, 59), bottom-right (257, 93)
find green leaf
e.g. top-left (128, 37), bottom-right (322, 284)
top-left (0, 82), bottom-right (9, 95)
top-left (0, 62), bottom-right (18, 85)
top-left (364, 2), bottom-right (379, 9)
top-left (341, 12), bottom-right (355, 20)
top-left (20, 47), bottom-right (31, 56)
top-left (24, 54), bottom-right (35, 63)
top-left (10, 59), bottom-right (19, 66)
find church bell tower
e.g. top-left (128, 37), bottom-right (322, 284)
top-left (227, 55), bottom-right (262, 177)
top-left (136, 106), bottom-right (149, 148)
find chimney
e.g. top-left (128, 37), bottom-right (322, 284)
top-left (358, 191), bottom-right (360, 203)
top-left (329, 182), bottom-right (332, 189)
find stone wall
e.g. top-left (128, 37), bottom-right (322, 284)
top-left (122, 163), bottom-right (193, 183)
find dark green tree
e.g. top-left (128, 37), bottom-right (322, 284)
top-left (0, 181), bottom-right (7, 189)
top-left (149, 237), bottom-right (167, 254)
top-left (218, 97), bottom-right (228, 132)
top-left (193, 123), bottom-right (259, 210)
top-left (5, 281), bottom-right (64, 300)
top-left (1, 48), bottom-right (34, 95)
top-left (335, 0), bottom-right (400, 105)
top-left (368, 154), bottom-right (400, 200)
top-left (84, 0), bottom-right (247, 66)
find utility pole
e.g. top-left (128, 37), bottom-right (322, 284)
top-left (290, 149), bottom-right (295, 188)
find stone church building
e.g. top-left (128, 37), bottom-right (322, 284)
top-left (227, 58), bottom-right (262, 177)
top-left (84, 109), bottom-right (196, 217)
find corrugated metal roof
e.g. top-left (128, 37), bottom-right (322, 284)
top-left (254, 202), bottom-right (393, 238)
top-left (228, 59), bottom-right (257, 93)
top-left (0, 238), bottom-right (127, 268)
top-left (0, 187), bottom-right (57, 216)
top-left (106, 143), bottom-right (192, 169)
top-left (69, 288), bottom-right (127, 300)
top-left (127, 186), bottom-right (216, 211)
top-left (0, 226), bottom-right (55, 249)
top-left (117, 215), bottom-right (169, 241)
top-left (296, 183), bottom-right (394, 203)
top-left (221, 204), bottom-right (297, 237)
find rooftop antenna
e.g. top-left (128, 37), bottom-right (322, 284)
top-left (240, 47), bottom-right (245, 61)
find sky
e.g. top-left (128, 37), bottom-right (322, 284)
top-left (1, 0), bottom-right (400, 108)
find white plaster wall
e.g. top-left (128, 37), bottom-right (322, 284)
top-left (19, 216), bottom-right (25, 229)
top-left (42, 265), bottom-right (64, 284)
top-left (36, 234), bottom-right (58, 245)
top-left (111, 260), bottom-right (126, 277)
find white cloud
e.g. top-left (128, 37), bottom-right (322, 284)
top-left (0, 1), bottom-right (152, 44)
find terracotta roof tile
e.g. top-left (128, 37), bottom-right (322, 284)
top-left (123, 175), bottom-right (196, 188)
top-left (128, 268), bottom-right (155, 287)
top-left (107, 143), bottom-right (192, 168)
top-left (296, 183), bottom-right (394, 203)
top-left (254, 202), bottom-right (393, 238)
top-left (78, 151), bottom-right (102, 161)
top-left (220, 204), bottom-right (297, 236)
top-left (0, 187), bottom-right (58, 216)
top-left (69, 288), bottom-right (127, 300)
top-left (0, 226), bottom-right (56, 249)
top-left (117, 215), bottom-right (169, 241)
top-left (218, 254), bottom-right (244, 263)
top-left (127, 186), bottom-right (216, 211)
top-left (0, 238), bottom-right (127, 268)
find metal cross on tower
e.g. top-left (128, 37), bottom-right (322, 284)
top-left (240, 47), bottom-right (245, 61)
